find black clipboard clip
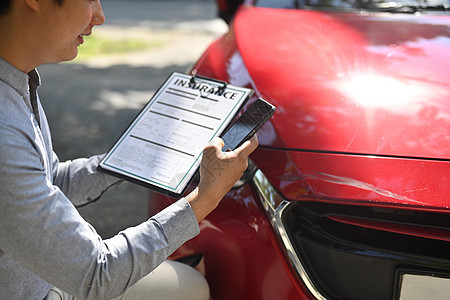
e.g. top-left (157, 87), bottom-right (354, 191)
top-left (190, 72), bottom-right (228, 96)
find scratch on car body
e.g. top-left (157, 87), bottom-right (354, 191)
top-left (304, 172), bottom-right (426, 205)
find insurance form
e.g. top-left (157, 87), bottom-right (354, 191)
top-left (99, 72), bottom-right (253, 198)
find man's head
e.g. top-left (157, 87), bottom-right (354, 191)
top-left (0, 0), bottom-right (105, 72)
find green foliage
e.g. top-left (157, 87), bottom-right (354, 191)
top-left (74, 35), bottom-right (165, 61)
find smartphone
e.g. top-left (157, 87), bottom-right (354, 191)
top-left (220, 98), bottom-right (276, 151)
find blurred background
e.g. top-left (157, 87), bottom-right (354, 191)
top-left (38, 0), bottom-right (228, 238)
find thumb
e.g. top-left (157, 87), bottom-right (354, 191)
top-left (206, 137), bottom-right (225, 152)
top-left (234, 134), bottom-right (259, 157)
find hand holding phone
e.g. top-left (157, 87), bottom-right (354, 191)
top-left (220, 98), bottom-right (276, 151)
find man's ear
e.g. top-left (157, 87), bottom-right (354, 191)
top-left (23, 0), bottom-right (41, 12)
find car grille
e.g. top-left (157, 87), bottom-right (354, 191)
top-left (281, 201), bottom-right (450, 300)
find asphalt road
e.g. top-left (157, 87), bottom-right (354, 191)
top-left (38, 0), bottom-right (227, 238)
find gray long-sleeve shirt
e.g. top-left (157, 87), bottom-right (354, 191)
top-left (0, 58), bottom-right (200, 300)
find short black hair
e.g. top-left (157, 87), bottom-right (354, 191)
top-left (0, 0), bottom-right (65, 16)
top-left (0, 0), bottom-right (13, 16)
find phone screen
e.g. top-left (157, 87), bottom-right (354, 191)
top-left (220, 98), bottom-right (276, 151)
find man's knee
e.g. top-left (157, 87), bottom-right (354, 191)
top-left (118, 260), bottom-right (210, 300)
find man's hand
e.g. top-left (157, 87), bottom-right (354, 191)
top-left (186, 135), bottom-right (259, 223)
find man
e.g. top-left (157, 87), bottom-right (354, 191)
top-left (0, 0), bottom-right (258, 299)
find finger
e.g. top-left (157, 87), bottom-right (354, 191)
top-left (202, 138), bottom-right (225, 164)
top-left (234, 134), bottom-right (259, 156)
top-left (203, 137), bottom-right (223, 154)
top-left (206, 137), bottom-right (224, 150)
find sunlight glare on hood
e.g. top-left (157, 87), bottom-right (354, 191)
top-left (339, 74), bottom-right (427, 114)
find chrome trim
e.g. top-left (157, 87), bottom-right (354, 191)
top-left (253, 170), bottom-right (327, 300)
top-left (274, 202), bottom-right (327, 300)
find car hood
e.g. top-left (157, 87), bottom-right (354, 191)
top-left (234, 7), bottom-right (450, 160)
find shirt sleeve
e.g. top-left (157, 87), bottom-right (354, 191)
top-left (51, 152), bottom-right (122, 207)
top-left (0, 123), bottom-right (200, 299)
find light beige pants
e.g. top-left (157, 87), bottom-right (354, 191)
top-left (45, 260), bottom-right (209, 300)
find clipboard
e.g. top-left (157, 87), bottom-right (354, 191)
top-left (98, 72), bottom-right (254, 199)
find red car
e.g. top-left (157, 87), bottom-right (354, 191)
top-left (150, 0), bottom-right (450, 299)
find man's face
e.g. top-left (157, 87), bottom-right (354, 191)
top-left (36, 0), bottom-right (105, 63)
